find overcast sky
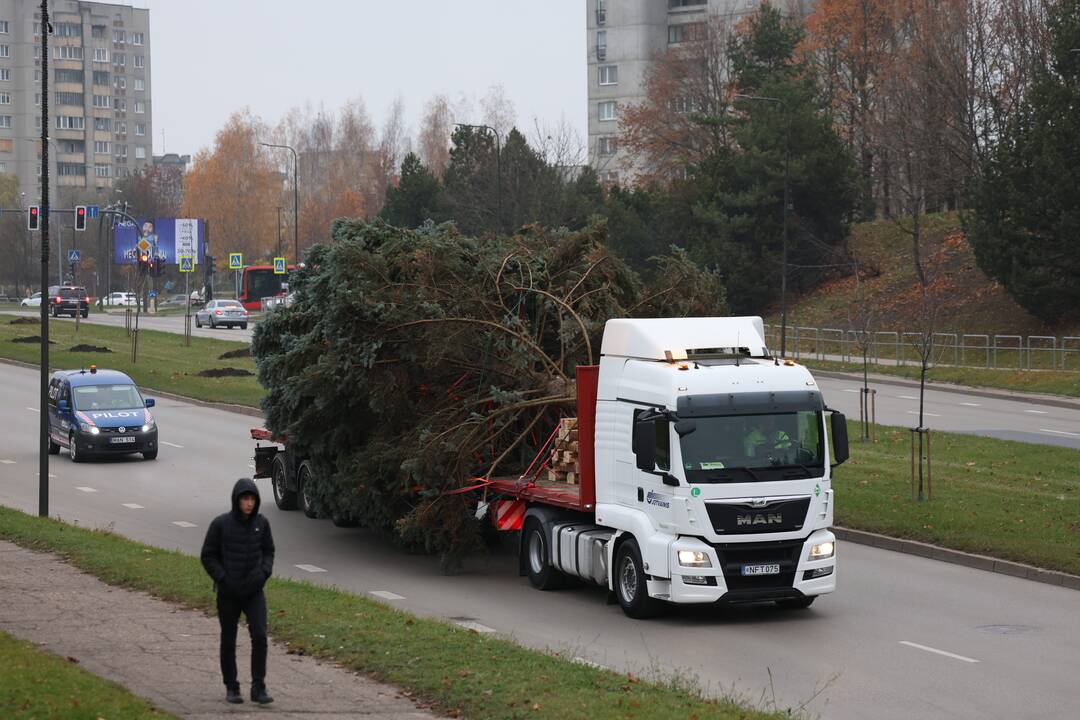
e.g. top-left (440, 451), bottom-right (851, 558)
top-left (144, 0), bottom-right (587, 157)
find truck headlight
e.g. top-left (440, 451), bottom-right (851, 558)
top-left (809, 541), bottom-right (835, 560)
top-left (677, 550), bottom-right (712, 568)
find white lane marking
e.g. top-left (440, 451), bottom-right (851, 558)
top-left (899, 395), bottom-right (919, 400)
top-left (171, 521), bottom-right (197, 528)
top-left (25, 407), bottom-right (39, 413)
top-left (0, 459), bottom-right (15, 464)
top-left (907, 411), bottom-right (941, 417)
top-left (899, 641), bottom-right (979, 663)
top-left (1039, 428), bottom-right (1080, 438)
top-left (247, 464), bottom-right (256, 469)
top-left (842, 388), bottom-right (859, 393)
top-left (370, 590), bottom-right (405, 601)
top-left (121, 503), bottom-right (144, 509)
top-left (75, 486), bottom-right (97, 493)
top-left (36, 472), bottom-right (58, 478)
top-left (1024, 409), bottom-right (1049, 414)
top-left (161, 441), bottom-right (184, 448)
top-left (959, 402), bottom-right (981, 407)
top-left (294, 564), bottom-right (327, 573)
top-left (455, 620), bottom-right (496, 634)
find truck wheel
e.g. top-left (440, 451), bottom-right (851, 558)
top-left (271, 454), bottom-right (297, 511)
top-left (331, 512), bottom-right (359, 528)
top-left (777, 596), bottom-right (816, 610)
top-left (523, 518), bottom-right (566, 590)
top-left (298, 461), bottom-right (318, 519)
top-left (614, 538), bottom-right (663, 619)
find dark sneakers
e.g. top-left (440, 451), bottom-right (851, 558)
top-left (225, 686), bottom-right (243, 704)
top-left (250, 683), bottom-right (274, 705)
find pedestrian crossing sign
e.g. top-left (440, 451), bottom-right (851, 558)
top-left (179, 256), bottom-right (194, 273)
top-left (273, 257), bottom-right (286, 275)
top-left (229, 253), bottom-right (243, 270)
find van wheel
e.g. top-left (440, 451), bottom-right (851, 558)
top-left (69, 433), bottom-right (84, 463)
top-left (614, 538), bottom-right (663, 619)
top-left (777, 596), bottom-right (816, 610)
top-left (271, 454), bottom-right (297, 511)
top-left (48, 437), bottom-right (60, 455)
top-left (298, 461), bottom-right (318, 518)
top-left (523, 518), bottom-right (566, 590)
top-left (142, 449), bottom-right (157, 460)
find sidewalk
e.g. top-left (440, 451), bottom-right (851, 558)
top-left (0, 540), bottom-right (437, 719)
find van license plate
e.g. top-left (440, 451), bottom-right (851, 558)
top-left (110, 436), bottom-right (137, 444)
top-left (741, 563), bottom-right (781, 576)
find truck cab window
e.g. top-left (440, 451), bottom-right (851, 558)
top-left (633, 409), bottom-right (671, 471)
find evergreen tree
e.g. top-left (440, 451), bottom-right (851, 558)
top-left (380, 153), bottom-right (445, 229)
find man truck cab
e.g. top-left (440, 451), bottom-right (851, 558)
top-left (47, 367), bottom-right (159, 462)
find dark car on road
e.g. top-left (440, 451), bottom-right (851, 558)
top-left (48, 285), bottom-right (90, 318)
top-left (195, 299), bottom-right (249, 329)
top-left (48, 366), bottom-right (158, 462)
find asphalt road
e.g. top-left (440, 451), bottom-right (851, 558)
top-left (1, 362), bottom-right (1078, 719)
top-left (4, 308), bottom-right (256, 342)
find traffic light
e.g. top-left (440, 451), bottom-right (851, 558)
top-left (27, 206), bottom-right (39, 231)
top-left (74, 205), bottom-right (87, 231)
top-left (138, 251), bottom-right (149, 274)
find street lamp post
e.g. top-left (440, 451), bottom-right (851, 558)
top-left (276, 206), bottom-right (282, 258)
top-left (735, 94), bottom-right (790, 357)
top-left (259, 142), bottom-right (299, 264)
top-left (453, 123), bottom-right (502, 231)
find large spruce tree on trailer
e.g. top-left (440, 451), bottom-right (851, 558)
top-left (252, 219), bottom-right (727, 568)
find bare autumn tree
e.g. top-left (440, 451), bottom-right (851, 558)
top-left (181, 111), bottom-right (280, 263)
top-left (116, 164), bottom-right (185, 219)
top-left (418, 94), bottom-right (454, 177)
top-left (620, 12), bottom-right (740, 183)
top-left (370, 97), bottom-right (411, 213)
top-left (479, 83), bottom-right (517, 140)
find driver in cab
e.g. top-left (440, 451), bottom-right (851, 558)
top-left (743, 416), bottom-right (793, 460)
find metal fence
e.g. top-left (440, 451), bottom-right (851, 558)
top-left (763, 324), bottom-right (1080, 371)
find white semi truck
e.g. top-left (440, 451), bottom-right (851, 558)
top-left (254, 316), bottom-right (848, 619)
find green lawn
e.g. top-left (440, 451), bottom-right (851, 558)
top-left (0, 312), bottom-right (263, 407)
top-left (804, 359), bottom-right (1080, 398)
top-left (835, 420), bottom-right (1080, 575)
top-left (0, 629), bottom-right (174, 719)
top-left (0, 507), bottom-right (781, 720)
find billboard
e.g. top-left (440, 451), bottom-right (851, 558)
top-left (114, 218), bottom-right (204, 265)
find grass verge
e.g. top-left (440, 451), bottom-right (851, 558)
top-left (835, 420), bottom-right (1080, 575)
top-left (0, 507), bottom-right (780, 720)
top-left (804, 359), bottom-right (1080, 398)
top-left (0, 628), bottom-right (175, 719)
top-left (0, 312), bottom-right (263, 407)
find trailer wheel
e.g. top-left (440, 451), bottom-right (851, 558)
top-left (614, 538), bottom-right (664, 619)
top-left (297, 460), bottom-right (318, 519)
top-left (271, 454), bottom-right (297, 511)
top-left (524, 518), bottom-right (566, 590)
top-left (777, 596), bottom-right (816, 610)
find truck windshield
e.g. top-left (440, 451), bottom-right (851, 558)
top-left (680, 410), bottom-right (824, 483)
top-left (73, 384), bottom-right (144, 411)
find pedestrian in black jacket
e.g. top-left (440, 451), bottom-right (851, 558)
top-left (200, 478), bottom-right (275, 705)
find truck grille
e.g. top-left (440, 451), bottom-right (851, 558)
top-left (716, 538), bottom-right (803, 595)
top-left (705, 497), bottom-right (810, 535)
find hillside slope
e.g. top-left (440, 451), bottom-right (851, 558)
top-left (782, 213), bottom-right (1079, 337)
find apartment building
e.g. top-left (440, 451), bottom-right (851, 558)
top-left (0, 0), bottom-right (151, 202)
top-left (585, 0), bottom-right (768, 184)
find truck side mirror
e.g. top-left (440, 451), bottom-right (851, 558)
top-left (58, 399), bottom-right (69, 412)
top-left (674, 419), bottom-right (697, 437)
top-left (633, 419), bottom-right (656, 472)
top-left (831, 412), bottom-right (849, 465)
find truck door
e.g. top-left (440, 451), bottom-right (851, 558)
top-left (632, 408), bottom-right (676, 530)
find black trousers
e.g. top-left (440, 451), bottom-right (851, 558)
top-left (216, 589), bottom-right (268, 688)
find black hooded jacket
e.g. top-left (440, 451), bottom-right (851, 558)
top-left (200, 478), bottom-right (275, 598)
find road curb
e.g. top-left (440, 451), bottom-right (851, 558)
top-left (833, 526), bottom-right (1080, 591)
top-left (0, 356), bottom-right (264, 419)
top-left (811, 369), bottom-right (1080, 411)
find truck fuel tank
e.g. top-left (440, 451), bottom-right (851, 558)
top-left (551, 523), bottom-right (614, 587)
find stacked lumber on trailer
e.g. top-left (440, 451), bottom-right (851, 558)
top-left (547, 417), bottom-right (580, 484)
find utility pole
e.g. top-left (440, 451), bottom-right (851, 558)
top-left (259, 142), bottom-right (299, 264)
top-left (38, 0), bottom-right (50, 517)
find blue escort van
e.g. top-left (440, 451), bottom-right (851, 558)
top-left (47, 366), bottom-right (158, 461)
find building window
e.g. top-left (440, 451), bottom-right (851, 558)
top-left (56, 91), bottom-right (84, 106)
top-left (598, 136), bottom-right (617, 156)
top-left (92, 25), bottom-right (106, 39)
top-left (135, 122), bottom-right (145, 136)
top-left (598, 101), bottom-right (617, 122)
top-left (115, 144), bottom-right (127, 158)
top-left (94, 48), bottom-right (109, 63)
top-left (668, 23), bottom-right (703, 44)
top-left (596, 30), bottom-right (606, 61)
top-left (94, 164), bottom-right (111, 177)
top-left (57, 162), bottom-right (86, 176)
top-left (94, 141), bottom-right (110, 155)
top-left (135, 145), bottom-right (146, 160)
top-left (94, 117), bottom-right (112, 131)
top-left (34, 69), bottom-right (41, 81)
top-left (54, 45), bottom-right (84, 60)
top-left (0, 115), bottom-right (11, 129)
top-left (113, 98), bottom-right (126, 111)
top-left (60, 140), bottom-right (83, 154)
top-left (601, 170), bottom-right (619, 185)
top-left (55, 116), bottom-right (86, 131)
top-left (113, 30), bottom-right (126, 44)
top-left (669, 96), bottom-right (697, 114)
top-left (133, 77), bottom-right (144, 92)
top-left (596, 0), bottom-right (606, 26)
top-left (0, 21), bottom-right (8, 34)
top-left (34, 93), bottom-right (39, 105)
top-left (133, 32), bottom-right (144, 46)
top-left (115, 122), bottom-right (126, 136)
top-left (92, 94), bottom-right (110, 108)
top-left (93, 71), bottom-right (110, 85)
top-left (0, 93), bottom-right (8, 105)
top-left (55, 22), bottom-right (82, 37)
top-left (0, 69), bottom-right (7, 81)
top-left (113, 76), bottom-right (126, 90)
top-left (134, 100), bottom-right (145, 114)
top-left (669, 0), bottom-right (707, 8)
top-left (598, 64), bottom-right (618, 85)
top-left (134, 55), bottom-right (144, 69)
top-left (0, 46), bottom-right (9, 58)
top-left (113, 52), bottom-right (125, 67)
top-left (55, 69), bottom-right (85, 83)
top-left (0, 139), bottom-right (10, 152)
